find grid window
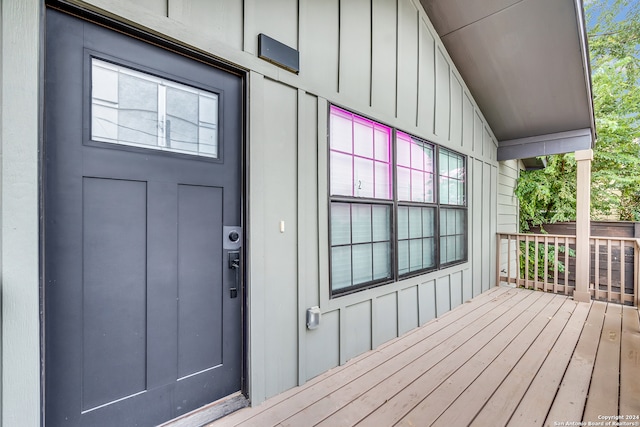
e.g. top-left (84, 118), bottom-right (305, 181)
top-left (330, 106), bottom-right (392, 199)
top-left (330, 203), bottom-right (392, 292)
top-left (439, 148), bottom-right (465, 205)
top-left (397, 132), bottom-right (435, 203)
top-left (329, 106), bottom-right (467, 296)
top-left (397, 206), bottom-right (436, 275)
top-left (440, 208), bottom-right (466, 265)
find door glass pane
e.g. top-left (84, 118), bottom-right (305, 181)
top-left (91, 58), bottom-right (219, 158)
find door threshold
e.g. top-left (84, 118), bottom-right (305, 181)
top-left (160, 392), bottom-right (249, 427)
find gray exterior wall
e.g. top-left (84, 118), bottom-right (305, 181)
top-left (498, 160), bottom-right (524, 280)
top-left (0, 0), bottom-right (511, 422)
top-left (1, 0), bottom-right (42, 426)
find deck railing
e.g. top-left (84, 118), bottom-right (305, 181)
top-left (496, 233), bottom-right (639, 307)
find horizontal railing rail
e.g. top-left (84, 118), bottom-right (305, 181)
top-left (496, 233), bottom-right (639, 307)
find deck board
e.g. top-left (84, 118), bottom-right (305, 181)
top-left (619, 306), bottom-right (640, 416)
top-left (543, 301), bottom-right (606, 425)
top-left (441, 298), bottom-right (584, 427)
top-left (482, 300), bottom-right (591, 427)
top-left (394, 295), bottom-right (567, 426)
top-left (583, 303), bottom-right (622, 422)
top-left (206, 288), bottom-right (640, 427)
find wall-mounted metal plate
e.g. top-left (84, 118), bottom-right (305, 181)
top-left (258, 33), bottom-right (299, 74)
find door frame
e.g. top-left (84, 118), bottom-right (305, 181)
top-left (41, 1), bottom-right (250, 422)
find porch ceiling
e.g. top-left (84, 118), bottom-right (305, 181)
top-left (421, 0), bottom-right (596, 162)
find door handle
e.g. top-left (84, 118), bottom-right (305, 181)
top-left (228, 251), bottom-right (240, 298)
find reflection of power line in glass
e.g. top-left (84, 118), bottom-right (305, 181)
top-left (91, 58), bottom-right (219, 158)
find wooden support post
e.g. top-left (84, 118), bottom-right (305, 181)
top-left (574, 149), bottom-right (593, 303)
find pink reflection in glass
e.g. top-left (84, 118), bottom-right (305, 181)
top-left (329, 106), bottom-right (392, 200)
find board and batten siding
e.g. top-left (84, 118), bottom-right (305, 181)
top-left (498, 160), bottom-right (524, 280)
top-left (1, 0), bottom-right (513, 417)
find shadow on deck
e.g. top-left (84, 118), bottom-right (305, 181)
top-left (209, 287), bottom-right (640, 427)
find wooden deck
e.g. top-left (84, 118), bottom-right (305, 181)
top-left (209, 287), bottom-right (640, 427)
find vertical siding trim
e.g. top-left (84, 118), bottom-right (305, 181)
top-left (247, 70), bottom-right (267, 405)
top-left (394, 0), bottom-right (399, 117)
top-left (2, 0), bottom-right (41, 425)
top-left (317, 98), bottom-right (330, 309)
top-left (296, 88), bottom-right (306, 386)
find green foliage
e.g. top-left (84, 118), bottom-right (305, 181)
top-left (516, 0), bottom-right (640, 227)
top-left (519, 242), bottom-right (576, 283)
top-left (588, 0), bottom-right (640, 220)
top-left (515, 154), bottom-right (577, 231)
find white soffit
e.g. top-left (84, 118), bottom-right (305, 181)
top-left (421, 0), bottom-right (596, 159)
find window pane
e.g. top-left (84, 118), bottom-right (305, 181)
top-left (352, 244), bottom-right (373, 285)
top-left (447, 209), bottom-right (457, 234)
top-left (411, 170), bottom-right (424, 202)
top-left (409, 207), bottom-right (422, 239)
top-left (447, 236), bottom-right (456, 262)
top-left (449, 179), bottom-right (458, 205)
top-left (398, 240), bottom-right (409, 275)
top-left (423, 237), bottom-right (435, 268)
top-left (458, 181), bottom-right (465, 205)
top-left (411, 142), bottom-right (425, 170)
top-left (352, 204), bottom-right (372, 244)
top-left (374, 128), bottom-right (390, 162)
top-left (422, 208), bottom-right (435, 237)
top-left (372, 205), bottom-right (390, 241)
top-left (440, 236), bottom-right (447, 264)
top-left (354, 157), bottom-right (374, 198)
top-left (353, 119), bottom-right (374, 158)
top-left (330, 151), bottom-right (353, 196)
top-left (425, 173), bottom-right (434, 203)
top-left (92, 104), bottom-right (118, 142)
top-left (331, 203), bottom-right (351, 245)
top-left (410, 239), bottom-right (423, 271)
top-left (373, 242), bottom-right (391, 280)
top-left (118, 73), bottom-right (158, 146)
top-left (456, 235), bottom-right (465, 260)
top-left (397, 132), bottom-right (411, 167)
top-left (440, 177), bottom-right (450, 205)
top-left (398, 206), bottom-right (409, 240)
top-left (91, 59), bottom-right (219, 158)
top-left (330, 109), bottom-right (353, 153)
top-left (397, 167), bottom-right (411, 201)
top-left (166, 87), bottom-right (198, 152)
top-left (331, 246), bottom-right (352, 290)
top-left (374, 162), bottom-right (391, 199)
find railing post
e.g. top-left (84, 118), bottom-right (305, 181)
top-left (574, 149), bottom-right (593, 303)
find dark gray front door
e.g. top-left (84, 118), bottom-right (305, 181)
top-left (44, 9), bottom-right (243, 426)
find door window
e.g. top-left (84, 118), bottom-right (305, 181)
top-left (91, 58), bottom-right (219, 158)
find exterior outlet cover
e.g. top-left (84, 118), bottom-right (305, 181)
top-left (306, 306), bottom-right (321, 330)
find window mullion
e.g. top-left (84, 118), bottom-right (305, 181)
top-left (157, 83), bottom-right (167, 148)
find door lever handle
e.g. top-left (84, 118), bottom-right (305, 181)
top-left (228, 251), bottom-right (240, 298)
